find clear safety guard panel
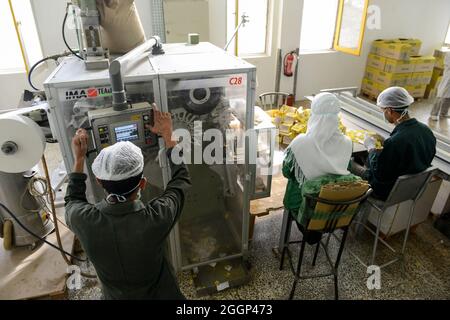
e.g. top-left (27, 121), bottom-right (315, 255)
top-left (55, 81), bottom-right (164, 202)
top-left (250, 126), bottom-right (276, 200)
top-left (166, 73), bottom-right (249, 268)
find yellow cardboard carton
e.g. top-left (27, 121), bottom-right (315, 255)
top-left (371, 40), bottom-right (388, 56)
top-left (373, 70), bottom-right (410, 87)
top-left (410, 56), bottom-right (436, 72)
top-left (376, 41), bottom-right (412, 60)
top-left (405, 84), bottom-right (427, 98)
top-left (394, 38), bottom-right (422, 56)
top-left (434, 47), bottom-right (450, 69)
top-left (408, 71), bottom-right (433, 86)
top-left (364, 66), bottom-right (380, 81)
top-left (367, 53), bottom-right (387, 70)
top-left (361, 78), bottom-right (382, 97)
top-left (384, 58), bottom-right (414, 74)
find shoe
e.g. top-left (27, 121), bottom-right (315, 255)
top-left (440, 114), bottom-right (450, 118)
top-left (430, 116), bottom-right (439, 121)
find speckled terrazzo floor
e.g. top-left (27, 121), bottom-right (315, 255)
top-left (67, 209), bottom-right (450, 300)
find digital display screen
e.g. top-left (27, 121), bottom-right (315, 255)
top-left (114, 123), bottom-right (139, 142)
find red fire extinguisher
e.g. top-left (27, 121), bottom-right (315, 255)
top-left (284, 51), bottom-right (296, 77)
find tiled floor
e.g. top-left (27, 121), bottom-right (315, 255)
top-left (68, 208), bottom-right (450, 300)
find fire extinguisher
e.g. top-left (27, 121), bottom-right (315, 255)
top-left (284, 51), bottom-right (296, 77)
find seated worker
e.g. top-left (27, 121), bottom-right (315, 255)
top-left (430, 51), bottom-right (450, 121)
top-left (353, 87), bottom-right (436, 200)
top-left (65, 106), bottom-right (191, 300)
top-left (280, 93), bottom-right (353, 245)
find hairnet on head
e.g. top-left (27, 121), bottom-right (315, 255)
top-left (311, 92), bottom-right (341, 115)
top-left (92, 141), bottom-right (144, 181)
top-left (377, 87), bottom-right (414, 111)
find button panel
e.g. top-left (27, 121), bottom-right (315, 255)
top-left (98, 125), bottom-right (110, 145)
top-left (142, 112), bottom-right (157, 147)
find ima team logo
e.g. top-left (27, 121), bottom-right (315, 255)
top-left (65, 87), bottom-right (112, 101)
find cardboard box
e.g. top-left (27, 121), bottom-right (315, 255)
top-left (367, 53), bottom-right (387, 70)
top-left (364, 66), bottom-right (379, 81)
top-left (279, 122), bottom-right (293, 134)
top-left (408, 71), bottom-right (433, 86)
top-left (410, 56), bottom-right (436, 72)
top-left (376, 41), bottom-right (412, 60)
top-left (434, 47), bottom-right (450, 69)
top-left (373, 70), bottom-right (410, 87)
top-left (361, 78), bottom-right (382, 97)
top-left (405, 84), bottom-right (427, 98)
top-left (430, 67), bottom-right (444, 86)
top-left (394, 38), bottom-right (422, 56)
top-left (384, 58), bottom-right (414, 74)
top-left (371, 40), bottom-right (388, 56)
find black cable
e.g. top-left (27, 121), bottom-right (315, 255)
top-left (62, 9), bottom-right (83, 60)
top-left (0, 202), bottom-right (86, 262)
top-left (28, 56), bottom-right (56, 91)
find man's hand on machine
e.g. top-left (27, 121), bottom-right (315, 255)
top-left (72, 128), bottom-right (89, 173)
top-left (146, 103), bottom-right (177, 149)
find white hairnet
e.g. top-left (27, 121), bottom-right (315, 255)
top-left (377, 87), bottom-right (414, 110)
top-left (92, 141), bottom-right (144, 181)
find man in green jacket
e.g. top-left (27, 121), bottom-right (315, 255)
top-left (354, 87), bottom-right (436, 200)
top-left (65, 106), bottom-right (191, 299)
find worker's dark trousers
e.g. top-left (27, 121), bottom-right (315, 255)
top-left (430, 97), bottom-right (450, 117)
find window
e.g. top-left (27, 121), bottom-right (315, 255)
top-left (334, 0), bottom-right (369, 55)
top-left (226, 0), bottom-right (269, 56)
top-left (300, 0), bottom-right (340, 52)
top-left (0, 0), bottom-right (42, 73)
top-left (300, 0), bottom-right (368, 56)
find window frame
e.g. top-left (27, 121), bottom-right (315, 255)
top-left (1, 0), bottom-right (43, 75)
top-left (228, 0), bottom-right (271, 58)
top-left (333, 0), bottom-right (369, 56)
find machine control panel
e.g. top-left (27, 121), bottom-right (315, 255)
top-left (88, 102), bottom-right (158, 151)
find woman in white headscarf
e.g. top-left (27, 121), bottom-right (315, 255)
top-left (282, 92), bottom-right (353, 212)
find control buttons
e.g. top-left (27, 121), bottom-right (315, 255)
top-left (98, 125), bottom-right (110, 145)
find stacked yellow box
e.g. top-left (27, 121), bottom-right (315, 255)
top-left (362, 38), bottom-right (436, 99)
top-left (267, 106), bottom-right (347, 146)
top-left (425, 47), bottom-right (450, 99)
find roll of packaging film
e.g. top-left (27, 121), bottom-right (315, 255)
top-left (0, 115), bottom-right (46, 173)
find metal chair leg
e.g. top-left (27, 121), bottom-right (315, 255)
top-left (312, 242), bottom-right (320, 267)
top-left (280, 213), bottom-right (293, 270)
top-left (333, 228), bottom-right (349, 300)
top-left (334, 274), bottom-right (339, 300)
top-left (289, 240), bottom-right (306, 300)
top-left (370, 210), bottom-right (383, 266)
top-left (401, 204), bottom-right (415, 255)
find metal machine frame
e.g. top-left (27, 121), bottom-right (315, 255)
top-left (44, 43), bottom-right (273, 273)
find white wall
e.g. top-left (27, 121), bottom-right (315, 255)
top-left (279, 0), bottom-right (450, 99)
top-left (0, 0), bottom-right (153, 109)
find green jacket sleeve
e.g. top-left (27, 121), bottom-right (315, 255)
top-left (367, 138), bottom-right (398, 199)
top-left (64, 172), bottom-right (95, 232)
top-left (146, 147), bottom-right (191, 240)
top-left (282, 149), bottom-right (296, 180)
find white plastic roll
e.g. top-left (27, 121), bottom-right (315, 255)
top-left (0, 115), bottom-right (46, 173)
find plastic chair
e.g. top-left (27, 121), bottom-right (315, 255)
top-left (258, 92), bottom-right (290, 111)
top-left (279, 185), bottom-right (372, 300)
top-left (350, 167), bottom-right (437, 269)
